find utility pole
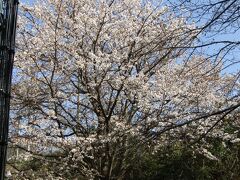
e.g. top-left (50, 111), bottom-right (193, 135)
top-left (0, 0), bottom-right (18, 179)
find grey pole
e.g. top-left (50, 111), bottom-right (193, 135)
top-left (0, 0), bottom-right (18, 179)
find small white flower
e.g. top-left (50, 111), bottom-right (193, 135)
top-left (231, 138), bottom-right (240, 143)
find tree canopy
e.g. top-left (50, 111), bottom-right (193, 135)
top-left (6, 0), bottom-right (240, 179)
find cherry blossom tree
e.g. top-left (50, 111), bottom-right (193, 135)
top-left (7, 0), bottom-right (240, 179)
top-left (167, 0), bottom-right (240, 73)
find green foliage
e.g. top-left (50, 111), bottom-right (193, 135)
top-left (127, 139), bottom-right (240, 180)
top-left (6, 138), bottom-right (240, 179)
